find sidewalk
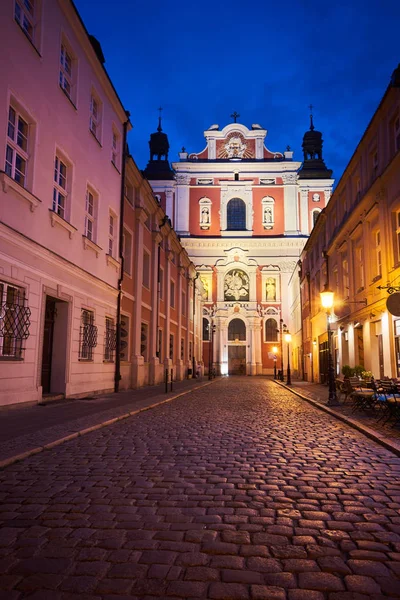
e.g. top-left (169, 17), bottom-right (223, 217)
top-left (282, 378), bottom-right (400, 457)
top-left (0, 376), bottom-right (215, 467)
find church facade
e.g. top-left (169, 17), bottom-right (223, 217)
top-left (146, 116), bottom-right (334, 376)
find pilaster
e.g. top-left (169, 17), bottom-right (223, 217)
top-left (282, 172), bottom-right (299, 235)
top-left (175, 173), bottom-right (191, 234)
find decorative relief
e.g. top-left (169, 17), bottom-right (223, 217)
top-left (312, 193), bottom-right (321, 202)
top-left (217, 132), bottom-right (253, 159)
top-left (224, 269), bottom-right (249, 301)
top-left (175, 173), bottom-right (191, 185)
top-left (260, 178), bottom-right (275, 185)
top-left (282, 172), bottom-right (297, 185)
top-left (197, 178), bottom-right (213, 185)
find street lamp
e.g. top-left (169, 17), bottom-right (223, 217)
top-left (272, 346), bottom-right (278, 379)
top-left (284, 332), bottom-right (292, 385)
top-left (320, 287), bottom-right (339, 406)
top-left (278, 319), bottom-right (286, 382)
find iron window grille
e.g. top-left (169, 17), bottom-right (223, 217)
top-left (0, 282), bottom-right (31, 359)
top-left (79, 309), bottom-right (97, 360)
top-left (104, 317), bottom-right (116, 362)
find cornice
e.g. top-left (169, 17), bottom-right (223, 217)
top-left (180, 237), bottom-right (307, 250)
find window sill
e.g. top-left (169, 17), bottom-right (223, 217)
top-left (372, 275), bottom-right (382, 283)
top-left (83, 235), bottom-right (102, 257)
top-left (103, 360), bottom-right (115, 364)
top-left (89, 129), bottom-right (102, 147)
top-left (49, 209), bottom-right (77, 238)
top-left (0, 356), bottom-right (24, 361)
top-left (78, 359), bottom-right (94, 362)
top-left (221, 230), bottom-right (253, 237)
top-left (1, 172), bottom-right (41, 212)
top-left (59, 85), bottom-right (77, 110)
top-left (106, 254), bottom-right (120, 270)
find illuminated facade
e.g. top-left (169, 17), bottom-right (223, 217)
top-left (300, 64), bottom-right (400, 382)
top-left (146, 118), bottom-right (334, 375)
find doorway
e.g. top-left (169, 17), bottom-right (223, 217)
top-left (41, 296), bottom-right (68, 395)
top-left (228, 346), bottom-right (246, 375)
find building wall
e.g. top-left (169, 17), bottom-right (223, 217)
top-left (300, 65), bottom-right (400, 383)
top-left (0, 0), bottom-right (128, 405)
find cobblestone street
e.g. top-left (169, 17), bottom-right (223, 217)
top-left (1, 378), bottom-right (400, 600)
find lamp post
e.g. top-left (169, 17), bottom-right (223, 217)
top-left (278, 319), bottom-right (286, 382)
top-left (272, 346), bottom-right (278, 379)
top-left (320, 288), bottom-right (339, 406)
top-left (208, 321), bottom-right (216, 380)
top-left (285, 332), bottom-right (292, 385)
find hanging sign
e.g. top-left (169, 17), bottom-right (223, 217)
top-left (386, 292), bottom-right (400, 316)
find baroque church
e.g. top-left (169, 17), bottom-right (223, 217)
top-left (144, 113), bottom-right (333, 376)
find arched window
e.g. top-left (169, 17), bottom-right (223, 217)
top-left (227, 198), bottom-right (246, 230)
top-left (203, 317), bottom-right (210, 341)
top-left (228, 318), bottom-right (246, 341)
top-left (265, 318), bottom-right (278, 341)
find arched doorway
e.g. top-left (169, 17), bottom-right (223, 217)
top-left (228, 318), bottom-right (246, 375)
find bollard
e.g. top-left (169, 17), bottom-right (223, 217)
top-left (165, 368), bottom-right (168, 393)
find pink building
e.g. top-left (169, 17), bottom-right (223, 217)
top-left (0, 0), bottom-right (130, 405)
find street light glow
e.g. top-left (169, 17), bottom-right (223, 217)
top-left (272, 346), bottom-right (278, 354)
top-left (320, 288), bottom-right (334, 310)
top-left (285, 332), bottom-right (292, 343)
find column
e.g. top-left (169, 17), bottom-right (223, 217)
top-left (282, 172), bottom-right (299, 235)
top-left (175, 173), bottom-right (190, 234)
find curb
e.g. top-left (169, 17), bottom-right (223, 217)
top-left (276, 380), bottom-right (400, 457)
top-left (0, 380), bottom-right (216, 469)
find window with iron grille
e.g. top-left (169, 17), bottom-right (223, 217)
top-left (5, 106), bottom-right (29, 188)
top-left (79, 309), bottom-right (97, 360)
top-left (104, 317), bottom-right (116, 362)
top-left (119, 314), bottom-right (129, 361)
top-left (141, 323), bottom-right (148, 361)
top-left (0, 281), bottom-right (31, 359)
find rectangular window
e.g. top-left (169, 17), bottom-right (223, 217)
top-left (111, 129), bottom-right (120, 168)
top-left (181, 338), bottom-right (184, 360)
top-left (124, 182), bottom-right (134, 205)
top-left (59, 42), bottom-right (73, 99)
top-left (170, 281), bottom-right (175, 308)
top-left (355, 245), bottom-right (364, 291)
top-left (104, 317), bottom-right (116, 362)
top-left (122, 228), bottom-right (132, 275)
top-left (342, 258), bottom-right (349, 298)
top-left (119, 314), bottom-right (129, 361)
top-left (141, 323), bottom-right (148, 361)
top-left (182, 291), bottom-right (186, 316)
top-left (84, 189), bottom-right (97, 242)
top-left (0, 281), bottom-right (30, 359)
top-left (143, 252), bottom-right (150, 288)
top-left (79, 309), bottom-right (97, 361)
top-left (375, 230), bottom-right (382, 278)
top-left (53, 155), bottom-right (68, 219)
top-left (5, 106), bottom-right (29, 187)
top-left (159, 267), bottom-right (164, 300)
top-left (169, 333), bottom-right (174, 360)
top-left (108, 212), bottom-right (116, 257)
top-left (157, 329), bottom-right (162, 360)
top-left (14, 0), bottom-right (35, 42)
top-left (89, 93), bottom-right (101, 140)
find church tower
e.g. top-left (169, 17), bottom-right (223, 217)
top-left (146, 113), bottom-right (334, 376)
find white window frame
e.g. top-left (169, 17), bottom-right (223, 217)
top-left (53, 155), bottom-right (68, 219)
top-left (14, 0), bottom-right (35, 43)
top-left (375, 230), bottom-right (382, 278)
top-left (5, 105), bottom-right (29, 188)
top-left (111, 127), bottom-right (120, 169)
top-left (108, 212), bottom-right (116, 257)
top-left (89, 91), bottom-right (102, 141)
top-left (59, 40), bottom-right (75, 102)
top-left (84, 188), bottom-right (97, 242)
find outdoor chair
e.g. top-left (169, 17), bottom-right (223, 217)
top-left (375, 381), bottom-right (400, 426)
top-left (349, 377), bottom-right (377, 413)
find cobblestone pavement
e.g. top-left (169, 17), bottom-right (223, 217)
top-left (1, 378), bottom-right (400, 600)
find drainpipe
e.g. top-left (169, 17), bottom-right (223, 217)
top-left (114, 114), bottom-right (130, 393)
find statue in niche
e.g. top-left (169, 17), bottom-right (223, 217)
top-left (263, 206), bottom-right (273, 224)
top-left (224, 269), bottom-right (249, 301)
top-left (200, 205), bottom-right (210, 228)
top-left (266, 277), bottom-right (276, 301)
top-left (200, 277), bottom-right (209, 301)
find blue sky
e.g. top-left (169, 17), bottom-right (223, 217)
top-left (75, 0), bottom-right (399, 185)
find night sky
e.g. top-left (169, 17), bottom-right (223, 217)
top-left (75, 0), bottom-right (399, 186)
